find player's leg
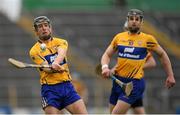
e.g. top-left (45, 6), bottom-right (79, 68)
top-left (111, 98), bottom-right (145, 114)
top-left (109, 76), bottom-right (131, 114)
top-left (109, 86), bottom-right (131, 114)
top-left (133, 107), bottom-right (145, 114)
top-left (112, 100), bottom-right (131, 114)
top-left (65, 99), bottom-right (87, 114)
top-left (63, 82), bottom-right (88, 114)
top-left (44, 106), bottom-right (62, 114)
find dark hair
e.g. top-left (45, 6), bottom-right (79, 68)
top-left (33, 16), bottom-right (51, 30)
top-left (127, 9), bottom-right (143, 20)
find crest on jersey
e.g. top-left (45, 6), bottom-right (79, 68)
top-left (128, 40), bottom-right (134, 46)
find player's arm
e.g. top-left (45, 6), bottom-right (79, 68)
top-left (153, 45), bottom-right (175, 88)
top-left (51, 40), bottom-right (68, 72)
top-left (51, 47), bottom-right (67, 72)
top-left (101, 45), bottom-right (116, 78)
top-left (143, 54), bottom-right (156, 69)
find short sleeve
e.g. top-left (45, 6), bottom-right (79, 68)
top-left (57, 39), bottom-right (68, 50)
top-left (110, 34), bottom-right (118, 50)
top-left (146, 35), bottom-right (159, 50)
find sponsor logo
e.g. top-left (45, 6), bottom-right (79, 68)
top-left (124, 47), bottom-right (135, 53)
top-left (117, 45), bottom-right (147, 59)
top-left (128, 40), bottom-right (134, 46)
top-left (119, 53), bottom-right (140, 59)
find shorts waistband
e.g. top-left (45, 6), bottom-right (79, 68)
top-left (114, 75), bottom-right (143, 83)
top-left (42, 81), bottom-right (71, 86)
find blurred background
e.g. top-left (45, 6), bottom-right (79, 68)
top-left (0, 0), bottom-right (180, 114)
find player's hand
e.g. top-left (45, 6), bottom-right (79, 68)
top-left (51, 62), bottom-right (66, 73)
top-left (110, 68), bottom-right (115, 75)
top-left (165, 76), bottom-right (176, 89)
top-left (102, 67), bottom-right (111, 78)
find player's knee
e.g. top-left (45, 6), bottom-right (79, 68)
top-left (66, 99), bottom-right (88, 114)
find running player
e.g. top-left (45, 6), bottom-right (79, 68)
top-left (29, 16), bottom-right (87, 114)
top-left (101, 9), bottom-right (175, 114)
top-left (110, 21), bottom-right (156, 114)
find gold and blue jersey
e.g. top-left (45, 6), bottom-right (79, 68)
top-left (111, 31), bottom-right (158, 79)
top-left (29, 37), bottom-right (71, 85)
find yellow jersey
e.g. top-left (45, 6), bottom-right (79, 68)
top-left (111, 32), bottom-right (158, 79)
top-left (29, 37), bottom-right (72, 85)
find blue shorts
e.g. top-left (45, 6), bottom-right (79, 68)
top-left (109, 75), bottom-right (145, 105)
top-left (41, 81), bottom-right (81, 110)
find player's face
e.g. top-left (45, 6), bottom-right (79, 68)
top-left (127, 15), bottom-right (142, 34)
top-left (36, 22), bottom-right (52, 41)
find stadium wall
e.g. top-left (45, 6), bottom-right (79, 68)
top-left (127, 0), bottom-right (180, 12)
